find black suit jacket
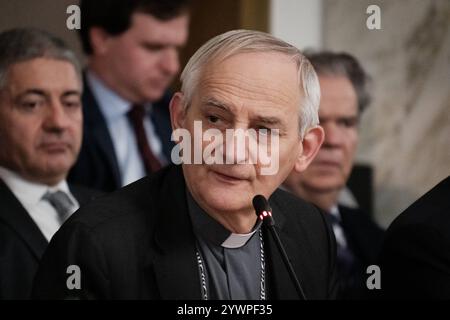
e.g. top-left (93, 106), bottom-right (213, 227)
top-left (0, 179), bottom-right (96, 299)
top-left (379, 176), bottom-right (450, 299)
top-left (33, 165), bottom-right (338, 300)
top-left (338, 205), bottom-right (385, 298)
top-left (68, 75), bottom-right (174, 192)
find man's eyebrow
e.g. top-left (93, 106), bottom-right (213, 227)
top-left (17, 89), bottom-right (46, 98)
top-left (61, 90), bottom-right (82, 98)
top-left (254, 115), bottom-right (282, 126)
top-left (203, 98), bottom-right (284, 125)
top-left (140, 40), bottom-right (184, 50)
top-left (202, 98), bottom-right (231, 112)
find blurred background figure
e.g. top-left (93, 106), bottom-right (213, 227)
top-left (0, 28), bottom-right (96, 299)
top-left (68, 0), bottom-right (191, 192)
top-left (283, 51), bottom-right (384, 299)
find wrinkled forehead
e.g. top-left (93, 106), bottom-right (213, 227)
top-left (198, 51), bottom-right (302, 104)
top-left (203, 50), bottom-right (300, 77)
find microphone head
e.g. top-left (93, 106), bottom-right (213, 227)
top-left (252, 195), bottom-right (271, 215)
top-left (253, 194), bottom-right (274, 226)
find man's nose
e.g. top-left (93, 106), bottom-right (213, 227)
top-left (43, 103), bottom-right (69, 132)
top-left (323, 122), bottom-right (344, 148)
top-left (160, 48), bottom-right (179, 76)
top-left (223, 129), bottom-right (254, 165)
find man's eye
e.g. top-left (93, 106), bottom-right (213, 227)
top-left (337, 118), bottom-right (357, 128)
top-left (20, 101), bottom-right (42, 110)
top-left (143, 44), bottom-right (164, 52)
top-left (63, 101), bottom-right (81, 109)
top-left (257, 127), bottom-right (271, 135)
top-left (207, 115), bottom-right (220, 124)
top-left (23, 102), bottom-right (37, 108)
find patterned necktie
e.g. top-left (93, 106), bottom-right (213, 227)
top-left (127, 104), bottom-right (162, 174)
top-left (325, 213), bottom-right (357, 282)
top-left (42, 190), bottom-right (74, 224)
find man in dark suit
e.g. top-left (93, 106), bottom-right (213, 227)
top-left (68, 0), bottom-right (190, 192)
top-left (380, 176), bottom-right (450, 299)
top-left (0, 28), bottom-right (97, 299)
top-left (33, 30), bottom-right (339, 300)
top-left (283, 51), bottom-right (384, 299)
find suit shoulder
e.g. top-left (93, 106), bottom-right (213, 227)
top-left (388, 176), bottom-right (450, 233)
top-left (69, 184), bottom-right (103, 205)
top-left (272, 188), bottom-right (323, 213)
top-left (67, 176), bottom-right (156, 231)
top-left (339, 206), bottom-right (384, 234)
top-left (271, 188), bottom-right (325, 224)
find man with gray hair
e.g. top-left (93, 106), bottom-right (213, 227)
top-left (283, 51), bottom-right (384, 299)
top-left (33, 30), bottom-right (337, 300)
top-left (0, 28), bottom-right (96, 299)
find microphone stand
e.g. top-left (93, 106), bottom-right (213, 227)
top-left (254, 195), bottom-right (307, 300)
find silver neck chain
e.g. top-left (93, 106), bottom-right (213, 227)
top-left (196, 228), bottom-right (266, 300)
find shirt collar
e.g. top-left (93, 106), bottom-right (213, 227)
top-left (186, 190), bottom-right (262, 249)
top-left (0, 166), bottom-right (74, 207)
top-left (86, 70), bottom-right (154, 120)
top-left (329, 204), bottom-right (342, 221)
top-left (86, 70), bottom-right (132, 120)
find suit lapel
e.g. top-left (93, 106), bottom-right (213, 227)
top-left (82, 75), bottom-right (122, 188)
top-left (0, 179), bottom-right (48, 260)
top-left (152, 166), bottom-right (201, 299)
top-left (338, 206), bottom-right (362, 259)
top-left (151, 93), bottom-right (175, 162)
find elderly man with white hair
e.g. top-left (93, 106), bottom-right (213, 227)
top-left (33, 30), bottom-right (337, 300)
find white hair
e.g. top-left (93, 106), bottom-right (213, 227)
top-left (180, 29), bottom-right (321, 137)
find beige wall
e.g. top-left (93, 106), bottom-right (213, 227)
top-left (270, 0), bottom-right (323, 50)
top-left (0, 0), bottom-right (84, 62)
top-left (323, 0), bottom-right (450, 227)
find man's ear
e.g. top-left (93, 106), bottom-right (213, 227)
top-left (169, 92), bottom-right (186, 131)
top-left (294, 126), bottom-right (325, 173)
top-left (89, 27), bottom-right (111, 55)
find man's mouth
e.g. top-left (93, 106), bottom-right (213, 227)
top-left (39, 142), bottom-right (69, 153)
top-left (314, 160), bottom-right (341, 168)
top-left (211, 170), bottom-right (249, 184)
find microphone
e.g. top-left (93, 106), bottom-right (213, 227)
top-left (252, 195), bottom-right (307, 300)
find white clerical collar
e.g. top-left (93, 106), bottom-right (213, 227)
top-left (186, 190), bottom-right (262, 249)
top-left (221, 224), bottom-right (262, 248)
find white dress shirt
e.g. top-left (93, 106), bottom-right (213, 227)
top-left (0, 166), bottom-right (79, 242)
top-left (86, 71), bottom-right (165, 187)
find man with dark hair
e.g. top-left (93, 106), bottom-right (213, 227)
top-left (0, 28), bottom-right (96, 299)
top-left (283, 51), bottom-right (384, 299)
top-left (69, 0), bottom-right (190, 192)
